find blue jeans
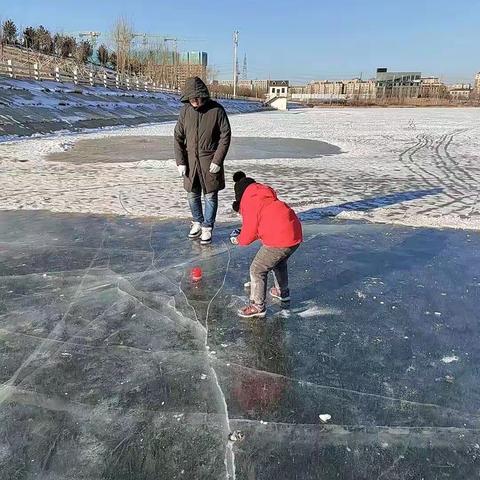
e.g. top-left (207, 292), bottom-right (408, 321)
top-left (187, 191), bottom-right (218, 228)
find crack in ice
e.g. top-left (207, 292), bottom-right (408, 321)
top-left (173, 243), bottom-right (236, 479)
top-left (0, 226), bottom-right (108, 405)
top-left (219, 360), bottom-right (480, 420)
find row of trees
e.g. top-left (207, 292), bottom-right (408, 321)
top-left (1, 17), bottom-right (207, 87)
top-left (1, 19), bottom-right (113, 67)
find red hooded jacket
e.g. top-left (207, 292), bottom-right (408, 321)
top-left (237, 183), bottom-right (303, 248)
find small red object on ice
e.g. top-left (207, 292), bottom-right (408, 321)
top-left (191, 267), bottom-right (203, 282)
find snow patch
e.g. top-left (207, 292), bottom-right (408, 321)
top-left (441, 355), bottom-right (460, 364)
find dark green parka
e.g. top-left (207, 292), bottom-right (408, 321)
top-left (174, 77), bottom-right (231, 193)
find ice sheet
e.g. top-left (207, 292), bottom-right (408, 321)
top-left (1, 211), bottom-right (479, 478)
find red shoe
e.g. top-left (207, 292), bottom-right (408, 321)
top-left (238, 303), bottom-right (266, 318)
top-left (269, 287), bottom-right (290, 302)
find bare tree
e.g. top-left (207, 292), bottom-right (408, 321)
top-left (2, 19), bottom-right (17, 44)
top-left (111, 17), bottom-right (134, 74)
top-left (127, 57), bottom-right (142, 75)
top-left (97, 44), bottom-right (109, 66)
top-left (109, 51), bottom-right (117, 69)
top-left (53, 33), bottom-right (63, 56)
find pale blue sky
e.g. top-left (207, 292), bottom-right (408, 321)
top-left (2, 0), bottom-right (479, 83)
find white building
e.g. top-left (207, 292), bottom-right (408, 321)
top-left (266, 80), bottom-right (289, 110)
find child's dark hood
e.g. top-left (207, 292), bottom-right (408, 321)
top-left (180, 77), bottom-right (210, 103)
top-left (232, 171), bottom-right (256, 212)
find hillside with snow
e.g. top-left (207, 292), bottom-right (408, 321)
top-left (0, 77), bottom-right (263, 138)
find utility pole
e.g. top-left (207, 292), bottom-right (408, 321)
top-left (233, 30), bottom-right (239, 97)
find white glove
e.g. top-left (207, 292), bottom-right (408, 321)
top-left (177, 165), bottom-right (187, 177)
top-left (209, 163), bottom-right (221, 174)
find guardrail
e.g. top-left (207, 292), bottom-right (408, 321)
top-left (0, 58), bottom-right (257, 102)
top-left (0, 58), bottom-right (182, 94)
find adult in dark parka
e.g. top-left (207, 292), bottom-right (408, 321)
top-left (174, 77), bottom-right (231, 244)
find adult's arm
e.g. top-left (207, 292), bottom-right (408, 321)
top-left (174, 107), bottom-right (188, 166)
top-left (212, 107), bottom-right (231, 167)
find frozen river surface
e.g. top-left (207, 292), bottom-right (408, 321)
top-left (0, 211), bottom-right (479, 479)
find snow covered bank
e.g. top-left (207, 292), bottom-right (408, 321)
top-left (0, 77), bottom-right (263, 138)
top-left (1, 107), bottom-right (480, 231)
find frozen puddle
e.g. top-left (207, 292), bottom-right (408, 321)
top-left (0, 211), bottom-right (479, 479)
top-left (47, 135), bottom-right (342, 164)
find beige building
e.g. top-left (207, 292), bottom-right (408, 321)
top-left (216, 79), bottom-right (268, 93)
top-left (343, 78), bottom-right (377, 98)
top-left (308, 80), bottom-right (345, 95)
top-left (449, 83), bottom-right (472, 100)
top-left (154, 63), bottom-right (207, 89)
top-left (474, 73), bottom-right (480, 97)
top-left (292, 78), bottom-right (376, 100)
top-left (419, 77), bottom-right (449, 98)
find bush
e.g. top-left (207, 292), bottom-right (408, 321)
top-left (75, 40), bottom-right (93, 64)
top-left (59, 36), bottom-right (76, 58)
top-left (34, 25), bottom-right (54, 54)
top-left (22, 27), bottom-right (35, 48)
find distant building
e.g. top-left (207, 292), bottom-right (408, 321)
top-left (266, 80), bottom-right (289, 110)
top-left (474, 73), bottom-right (480, 97)
top-left (290, 78), bottom-right (376, 101)
top-left (252, 79), bottom-right (269, 91)
top-left (448, 84), bottom-right (472, 101)
top-left (343, 78), bottom-right (376, 99)
top-left (289, 85), bottom-right (307, 94)
top-left (305, 80), bottom-right (345, 95)
top-left (214, 79), bottom-right (268, 95)
top-left (177, 52), bottom-right (208, 86)
top-left (375, 68), bottom-right (421, 98)
top-left (217, 79), bottom-right (268, 89)
top-left (419, 77), bottom-right (449, 98)
top-left (180, 51), bottom-right (208, 67)
top-left (134, 50), bottom-right (208, 89)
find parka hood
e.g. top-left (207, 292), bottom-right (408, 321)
top-left (180, 77), bottom-right (210, 103)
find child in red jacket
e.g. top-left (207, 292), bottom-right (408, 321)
top-left (230, 171), bottom-right (303, 318)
